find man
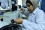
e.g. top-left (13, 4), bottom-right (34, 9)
top-left (14, 0), bottom-right (45, 30)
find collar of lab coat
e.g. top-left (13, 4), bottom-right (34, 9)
top-left (32, 7), bottom-right (39, 15)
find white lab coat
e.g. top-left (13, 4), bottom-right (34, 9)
top-left (22, 7), bottom-right (45, 30)
top-left (0, 0), bottom-right (8, 8)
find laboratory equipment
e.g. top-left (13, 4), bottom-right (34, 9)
top-left (0, 19), bottom-right (22, 30)
top-left (11, 0), bottom-right (17, 11)
top-left (0, 2), bottom-right (1, 6)
top-left (18, 5), bottom-right (21, 9)
top-left (0, 12), bottom-right (4, 21)
top-left (12, 5), bottom-right (17, 11)
top-left (3, 11), bottom-right (19, 23)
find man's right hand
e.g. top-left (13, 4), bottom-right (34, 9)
top-left (20, 8), bottom-right (25, 13)
top-left (14, 18), bottom-right (23, 24)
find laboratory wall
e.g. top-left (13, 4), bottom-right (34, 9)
top-left (41, 0), bottom-right (45, 12)
top-left (22, 0), bottom-right (26, 6)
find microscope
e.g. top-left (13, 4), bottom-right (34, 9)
top-left (0, 0), bottom-right (22, 29)
top-left (0, 19), bottom-right (22, 30)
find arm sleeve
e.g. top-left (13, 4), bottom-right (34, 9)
top-left (22, 11), bottom-right (45, 30)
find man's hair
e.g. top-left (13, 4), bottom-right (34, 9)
top-left (26, 0), bottom-right (33, 6)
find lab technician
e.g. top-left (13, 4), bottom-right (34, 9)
top-left (14, 0), bottom-right (45, 30)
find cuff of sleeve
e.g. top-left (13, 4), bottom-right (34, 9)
top-left (22, 19), bottom-right (27, 26)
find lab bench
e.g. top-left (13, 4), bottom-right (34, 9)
top-left (0, 7), bottom-right (11, 10)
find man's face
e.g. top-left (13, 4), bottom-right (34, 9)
top-left (26, 3), bottom-right (33, 13)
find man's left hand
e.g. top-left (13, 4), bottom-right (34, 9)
top-left (14, 18), bottom-right (23, 24)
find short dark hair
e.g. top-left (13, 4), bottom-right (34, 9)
top-left (26, 0), bottom-right (33, 6)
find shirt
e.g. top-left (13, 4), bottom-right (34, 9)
top-left (22, 7), bottom-right (45, 30)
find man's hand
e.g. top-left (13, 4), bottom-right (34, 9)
top-left (20, 8), bottom-right (24, 13)
top-left (14, 18), bottom-right (23, 24)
